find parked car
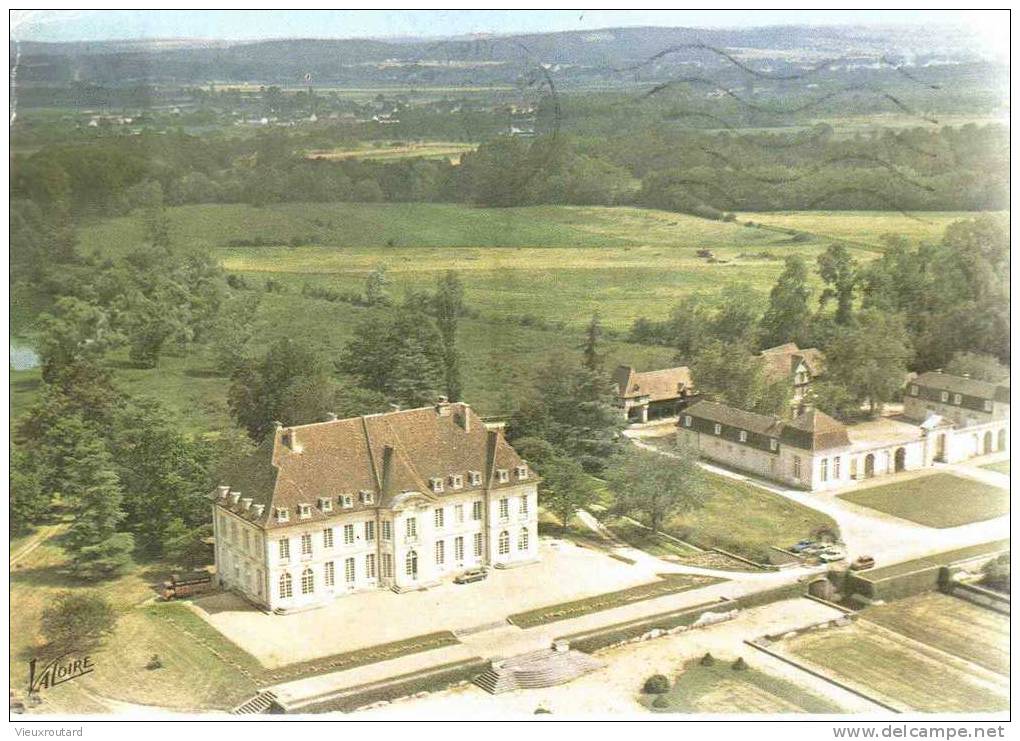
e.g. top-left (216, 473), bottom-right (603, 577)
top-left (850, 556), bottom-right (876, 571)
top-left (818, 547), bottom-right (846, 563)
top-left (454, 568), bottom-right (489, 584)
top-left (789, 539), bottom-right (815, 553)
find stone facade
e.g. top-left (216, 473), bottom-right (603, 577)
top-left (212, 402), bottom-right (539, 612)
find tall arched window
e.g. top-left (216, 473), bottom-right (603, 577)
top-left (498, 530), bottom-right (510, 555)
top-left (279, 572), bottom-right (293, 598)
top-left (406, 549), bottom-right (418, 576)
top-left (301, 567), bottom-right (314, 595)
top-left (517, 527), bottom-right (529, 552)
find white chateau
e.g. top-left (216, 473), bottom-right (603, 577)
top-left (211, 400), bottom-right (539, 612)
top-left (678, 370), bottom-right (1009, 492)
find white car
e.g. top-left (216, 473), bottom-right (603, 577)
top-left (818, 547), bottom-right (846, 563)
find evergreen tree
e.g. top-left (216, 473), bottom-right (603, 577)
top-left (817, 243), bottom-right (858, 325)
top-left (538, 456), bottom-right (597, 533)
top-left (759, 255), bottom-right (812, 349)
top-left (364, 264), bottom-right (391, 306)
top-left (10, 446), bottom-right (49, 535)
top-left (433, 271), bottom-right (465, 401)
top-left (580, 313), bottom-right (604, 372)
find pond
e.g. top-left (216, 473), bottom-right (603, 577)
top-left (10, 341), bottom-right (41, 371)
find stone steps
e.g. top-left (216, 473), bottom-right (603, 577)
top-left (473, 647), bottom-right (603, 694)
top-left (231, 690), bottom-right (278, 715)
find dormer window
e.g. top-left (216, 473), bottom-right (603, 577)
top-left (910, 385), bottom-right (919, 396)
top-left (984, 399), bottom-right (993, 412)
top-left (450, 475), bottom-right (463, 490)
top-left (953, 393), bottom-right (962, 405)
top-left (276, 508), bottom-right (290, 523)
top-left (497, 469), bottom-right (510, 484)
top-left (359, 490), bottom-right (374, 505)
top-left (341, 495), bottom-right (354, 509)
top-left (430, 477), bottom-right (444, 493)
top-left (468, 471), bottom-right (482, 486)
top-left (319, 497), bottom-right (333, 513)
top-left (298, 503), bottom-right (311, 519)
top-left (940, 391), bottom-right (949, 403)
top-left (769, 439), bottom-right (778, 452)
top-left (739, 431), bottom-right (748, 443)
top-left (683, 415), bottom-right (692, 427)
top-left (713, 424), bottom-right (722, 436)
top-left (516, 465), bottom-right (528, 480)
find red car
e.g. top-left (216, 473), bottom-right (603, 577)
top-left (850, 556), bottom-right (876, 571)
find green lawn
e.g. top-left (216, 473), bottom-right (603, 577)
top-left (860, 592), bottom-right (1009, 676)
top-left (739, 210), bottom-right (1002, 251)
top-left (858, 539), bottom-right (1010, 582)
top-left (655, 472), bottom-right (839, 563)
top-left (786, 622), bottom-right (1008, 712)
top-left (838, 473), bottom-right (1009, 528)
top-left (981, 460), bottom-right (1010, 475)
top-left (507, 573), bottom-right (724, 628)
top-left (645, 657), bottom-right (844, 713)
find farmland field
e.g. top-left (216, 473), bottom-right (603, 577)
top-left (305, 141), bottom-right (477, 163)
top-left (783, 622), bottom-right (1009, 712)
top-left (859, 592), bottom-right (1009, 676)
top-left (837, 473), bottom-right (1009, 528)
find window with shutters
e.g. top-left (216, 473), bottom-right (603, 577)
top-left (279, 538), bottom-right (290, 560)
top-left (518, 528), bottom-right (529, 551)
top-left (366, 553), bottom-right (376, 579)
top-left (343, 523), bottom-right (355, 545)
top-left (499, 498), bottom-right (509, 519)
top-left (344, 557), bottom-right (355, 584)
top-left (434, 507), bottom-right (444, 529)
top-left (382, 520), bottom-right (392, 541)
top-left (365, 521), bottom-right (375, 542)
top-left (498, 530), bottom-right (510, 555)
top-left (454, 536), bottom-right (464, 561)
top-left (435, 540), bottom-right (445, 565)
top-left (323, 528), bottom-right (334, 549)
top-left (301, 533), bottom-right (312, 556)
top-left (279, 572), bottom-right (293, 598)
top-left (406, 517), bottom-right (417, 538)
top-left (381, 553), bottom-right (393, 578)
top-left (473, 532), bottom-right (483, 557)
top-left (300, 568), bottom-right (314, 595)
top-left (324, 561), bottom-right (335, 587)
top-left (472, 501), bottom-right (483, 521)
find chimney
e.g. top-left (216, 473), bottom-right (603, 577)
top-left (216, 485), bottom-right (229, 499)
top-left (962, 373), bottom-right (971, 379)
top-left (435, 395), bottom-right (451, 416)
top-left (253, 504), bottom-right (265, 518)
top-left (230, 491), bottom-right (241, 505)
top-left (282, 427), bottom-right (303, 453)
top-left (380, 445), bottom-right (394, 493)
top-left (326, 412), bottom-right (338, 421)
top-left (455, 402), bottom-right (471, 433)
top-left (240, 497), bottom-right (252, 511)
top-left (389, 403), bottom-right (401, 413)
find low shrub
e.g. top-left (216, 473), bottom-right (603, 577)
top-left (699, 652), bottom-right (715, 667)
top-left (651, 695), bottom-right (670, 709)
top-left (643, 674), bottom-right (670, 694)
top-left (731, 657), bottom-right (748, 671)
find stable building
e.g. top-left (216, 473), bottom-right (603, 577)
top-left (613, 365), bottom-right (695, 423)
top-left (756, 343), bottom-right (825, 409)
top-left (211, 401), bottom-right (539, 612)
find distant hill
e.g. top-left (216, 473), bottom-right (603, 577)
top-left (9, 24), bottom-right (1000, 87)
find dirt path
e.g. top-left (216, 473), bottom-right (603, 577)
top-left (10, 523), bottom-right (67, 568)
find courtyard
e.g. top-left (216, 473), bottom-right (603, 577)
top-left (193, 537), bottom-right (680, 667)
top-left (836, 472), bottom-right (1009, 528)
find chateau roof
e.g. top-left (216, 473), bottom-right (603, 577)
top-left (914, 371), bottom-right (1010, 403)
top-left (613, 365), bottom-right (693, 402)
top-left (780, 408), bottom-right (851, 451)
top-left (684, 400), bottom-right (850, 451)
top-left (757, 343), bottom-right (825, 383)
top-left (683, 400), bottom-right (782, 437)
top-left (214, 403), bottom-right (531, 529)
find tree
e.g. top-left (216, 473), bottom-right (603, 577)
top-left (759, 255), bottom-right (812, 349)
top-left (580, 313), bottom-right (604, 372)
top-left (510, 437), bottom-right (558, 467)
top-left (709, 285), bottom-right (762, 347)
top-left (981, 553), bottom-right (1010, 594)
top-left (228, 339), bottom-right (336, 441)
top-left (37, 297), bottom-right (119, 384)
top-left (538, 456), bottom-right (597, 533)
top-left (208, 292), bottom-right (263, 374)
top-left (817, 243), bottom-right (858, 325)
top-left (945, 352), bottom-right (1009, 383)
top-left (689, 340), bottom-right (791, 416)
top-left (606, 443), bottom-right (708, 534)
top-left (822, 309), bottom-right (913, 415)
top-left (433, 271), bottom-right (464, 401)
top-left (10, 446), bottom-right (49, 535)
top-left (363, 264), bottom-right (391, 306)
top-left (73, 533), bottom-right (135, 580)
top-left (40, 591), bottom-right (118, 657)
top-left (162, 518), bottom-right (213, 569)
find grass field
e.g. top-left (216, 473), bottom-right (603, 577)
top-left (738, 210), bottom-right (1004, 251)
top-left (9, 525), bottom-right (259, 714)
top-left (860, 592), bottom-right (1009, 676)
top-left (784, 622), bottom-right (1008, 712)
top-left (507, 573), bottom-right (724, 628)
top-left (859, 539), bottom-right (1010, 582)
top-left (305, 141), bottom-right (477, 163)
top-left (838, 473), bottom-right (1009, 528)
top-left (641, 467), bottom-right (839, 562)
top-left (646, 657), bottom-right (844, 713)
top-left (981, 460), bottom-right (1010, 475)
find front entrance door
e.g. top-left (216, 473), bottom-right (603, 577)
top-left (894, 447), bottom-right (906, 473)
top-left (935, 434), bottom-right (946, 462)
top-left (864, 454), bottom-right (875, 478)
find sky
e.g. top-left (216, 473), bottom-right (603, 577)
top-left (8, 9), bottom-right (1007, 43)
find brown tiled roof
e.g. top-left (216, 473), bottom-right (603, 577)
top-left (214, 403), bottom-right (532, 529)
top-left (683, 400), bottom-right (783, 437)
top-left (757, 343), bottom-right (825, 384)
top-left (613, 365), bottom-right (693, 402)
top-left (780, 409), bottom-right (850, 451)
top-left (914, 371), bottom-right (1010, 403)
